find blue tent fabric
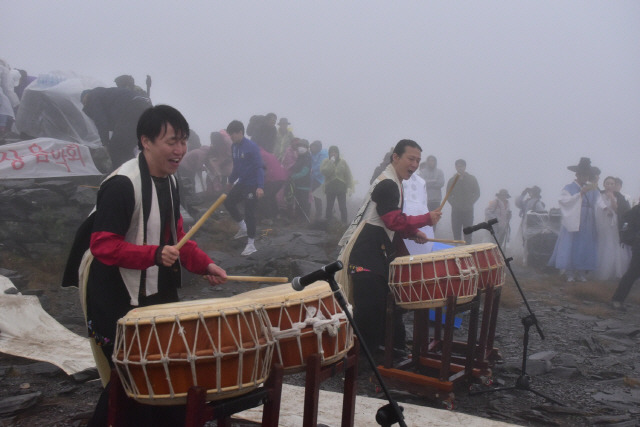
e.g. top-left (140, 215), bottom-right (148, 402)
top-left (431, 242), bottom-right (454, 251)
top-left (428, 310), bottom-right (462, 328)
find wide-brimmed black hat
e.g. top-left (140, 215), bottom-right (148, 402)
top-left (567, 157), bottom-right (598, 175)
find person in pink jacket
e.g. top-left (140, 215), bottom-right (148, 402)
top-left (259, 147), bottom-right (287, 222)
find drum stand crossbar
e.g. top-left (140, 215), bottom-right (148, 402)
top-left (468, 224), bottom-right (565, 407)
top-left (378, 293), bottom-right (481, 407)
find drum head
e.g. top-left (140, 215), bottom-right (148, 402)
top-left (390, 251), bottom-right (473, 266)
top-left (119, 297), bottom-right (256, 325)
top-left (455, 243), bottom-right (498, 254)
top-left (237, 281), bottom-right (333, 307)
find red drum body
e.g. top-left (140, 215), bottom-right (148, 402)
top-left (238, 281), bottom-right (353, 373)
top-left (389, 252), bottom-right (478, 309)
top-left (455, 243), bottom-right (505, 290)
top-left (113, 298), bottom-right (274, 405)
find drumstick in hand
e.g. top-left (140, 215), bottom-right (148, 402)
top-left (176, 193), bottom-right (227, 250)
top-left (428, 238), bottom-right (466, 245)
top-left (203, 275), bottom-right (289, 283)
top-left (438, 173), bottom-right (460, 211)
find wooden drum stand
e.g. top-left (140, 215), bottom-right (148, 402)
top-left (107, 364), bottom-right (284, 427)
top-left (378, 293), bottom-right (481, 408)
top-left (376, 249), bottom-right (489, 407)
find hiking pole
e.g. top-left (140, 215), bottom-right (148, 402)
top-left (292, 193), bottom-right (312, 224)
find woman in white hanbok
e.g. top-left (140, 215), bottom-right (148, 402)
top-left (595, 177), bottom-right (631, 280)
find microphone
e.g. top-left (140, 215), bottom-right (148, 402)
top-left (292, 260), bottom-right (343, 291)
top-left (463, 218), bottom-right (498, 235)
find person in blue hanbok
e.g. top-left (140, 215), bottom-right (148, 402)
top-left (548, 157), bottom-right (600, 282)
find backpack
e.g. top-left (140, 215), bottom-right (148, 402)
top-left (619, 205), bottom-right (640, 247)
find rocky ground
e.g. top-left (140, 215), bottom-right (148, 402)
top-left (1, 213), bottom-right (639, 426)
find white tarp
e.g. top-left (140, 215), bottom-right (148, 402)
top-left (15, 72), bottom-right (102, 147)
top-left (0, 138), bottom-right (102, 178)
top-left (0, 276), bottom-right (95, 375)
top-left (402, 173), bottom-right (435, 254)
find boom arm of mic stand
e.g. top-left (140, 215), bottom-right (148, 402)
top-left (326, 275), bottom-right (408, 427)
top-left (486, 226), bottom-right (545, 340)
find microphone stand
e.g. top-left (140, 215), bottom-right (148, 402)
top-left (324, 262), bottom-right (408, 427)
top-left (469, 223), bottom-right (564, 406)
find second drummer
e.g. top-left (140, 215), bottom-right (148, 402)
top-left (338, 139), bottom-right (442, 356)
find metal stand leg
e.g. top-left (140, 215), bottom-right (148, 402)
top-left (470, 316), bottom-right (564, 406)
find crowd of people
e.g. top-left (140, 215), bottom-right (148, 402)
top-left (405, 152), bottom-right (639, 313)
top-left (1, 57), bottom-right (356, 258)
top-left (123, 106), bottom-right (356, 257)
top-left (413, 152), bottom-right (638, 311)
top-left (176, 112), bottom-right (355, 256)
top-left (545, 157), bottom-right (639, 309)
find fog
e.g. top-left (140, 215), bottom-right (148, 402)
top-left (3, 1), bottom-right (639, 234)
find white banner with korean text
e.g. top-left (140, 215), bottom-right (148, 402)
top-left (0, 138), bottom-right (102, 178)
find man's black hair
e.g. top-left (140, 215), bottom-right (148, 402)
top-left (391, 139), bottom-right (422, 162)
top-left (226, 120), bottom-right (245, 135)
top-left (137, 105), bottom-right (189, 149)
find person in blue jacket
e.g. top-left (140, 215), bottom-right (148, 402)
top-left (225, 120), bottom-right (264, 255)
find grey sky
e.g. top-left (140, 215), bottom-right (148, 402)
top-left (3, 1), bottom-right (639, 220)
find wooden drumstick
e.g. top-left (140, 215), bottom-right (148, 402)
top-left (438, 173), bottom-right (460, 211)
top-left (203, 275), bottom-right (289, 283)
top-left (428, 238), bottom-right (466, 245)
top-left (227, 275), bottom-right (289, 283)
top-left (176, 193), bottom-right (227, 250)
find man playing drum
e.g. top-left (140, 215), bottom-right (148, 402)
top-left (338, 139), bottom-right (442, 356)
top-left (67, 105), bottom-right (227, 427)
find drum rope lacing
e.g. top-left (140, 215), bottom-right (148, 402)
top-left (453, 244), bottom-right (506, 289)
top-left (114, 305), bottom-right (274, 401)
top-left (270, 293), bottom-right (353, 366)
top-left (389, 253), bottom-right (479, 309)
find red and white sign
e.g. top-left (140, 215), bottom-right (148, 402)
top-left (0, 138), bottom-right (102, 178)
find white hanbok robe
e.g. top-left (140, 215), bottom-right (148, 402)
top-left (402, 174), bottom-right (435, 254)
top-left (595, 193), bottom-right (631, 280)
